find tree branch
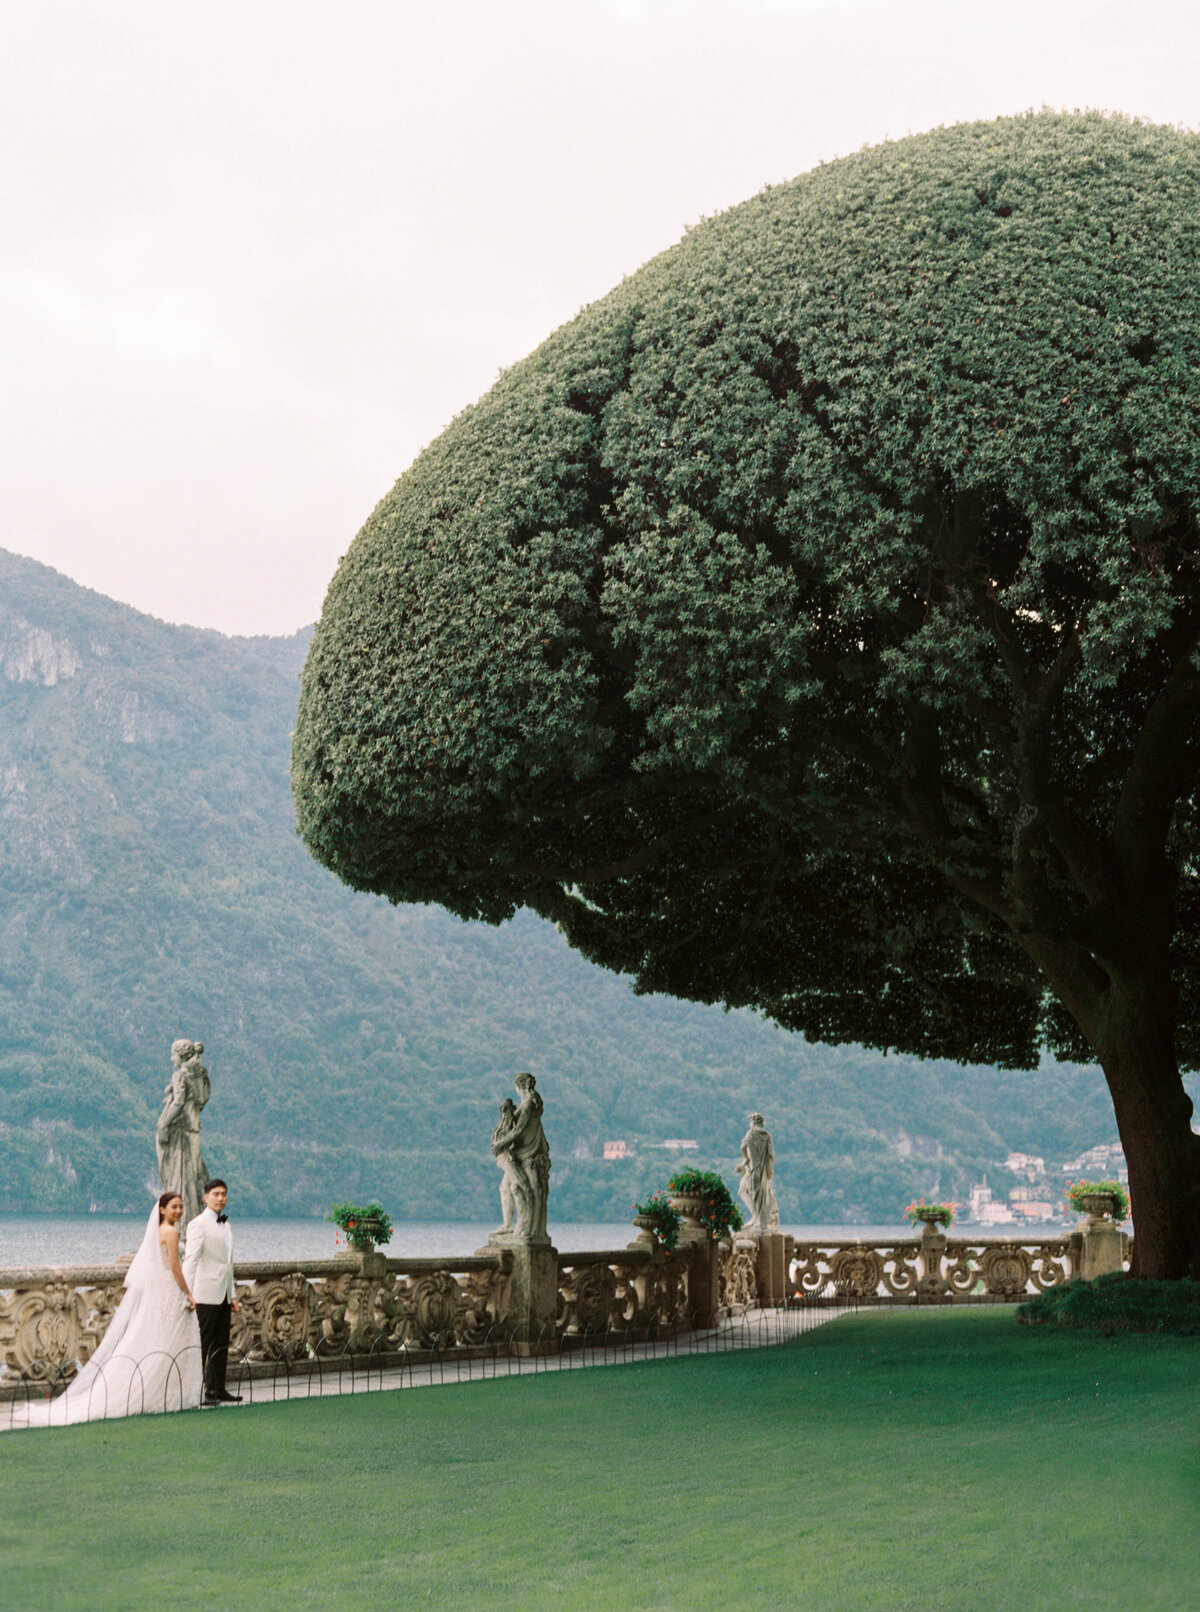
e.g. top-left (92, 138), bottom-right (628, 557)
top-left (1113, 625), bottom-right (1200, 894)
top-left (951, 527), bottom-right (1116, 908)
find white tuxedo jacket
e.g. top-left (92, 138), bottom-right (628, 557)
top-left (182, 1207), bottom-right (235, 1304)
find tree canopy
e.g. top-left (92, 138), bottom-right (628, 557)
top-left (293, 113), bottom-right (1200, 1274)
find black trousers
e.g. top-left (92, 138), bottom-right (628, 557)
top-left (196, 1300), bottom-right (231, 1397)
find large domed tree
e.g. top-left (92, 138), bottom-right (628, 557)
top-left (293, 112), bottom-right (1200, 1279)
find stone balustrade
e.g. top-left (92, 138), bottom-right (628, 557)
top-left (1, 1241), bottom-right (698, 1393)
top-left (752, 1226), bottom-right (1130, 1303)
top-left (0, 1223), bottom-right (1131, 1395)
top-left (228, 1252), bottom-right (514, 1364)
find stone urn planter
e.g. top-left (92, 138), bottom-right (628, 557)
top-left (629, 1194), bottom-right (682, 1254)
top-left (667, 1191), bottom-right (709, 1245)
top-left (350, 1219), bottom-right (388, 1254)
top-left (905, 1201), bottom-right (954, 1235)
top-left (1066, 1181), bottom-right (1130, 1227)
top-left (327, 1203), bottom-right (393, 1260)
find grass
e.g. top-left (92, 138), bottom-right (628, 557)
top-left (2, 1308), bottom-right (1197, 1611)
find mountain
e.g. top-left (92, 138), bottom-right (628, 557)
top-left (0, 547), bottom-right (1161, 1223)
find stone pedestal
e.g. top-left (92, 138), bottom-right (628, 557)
top-left (687, 1238), bottom-right (721, 1326)
top-left (917, 1222), bottom-right (950, 1300)
top-left (738, 1230), bottom-right (788, 1307)
top-left (489, 1238), bottom-right (559, 1352)
top-left (340, 1250), bottom-right (390, 1351)
top-left (667, 1191), bottom-right (720, 1325)
top-left (1079, 1217), bottom-right (1126, 1279)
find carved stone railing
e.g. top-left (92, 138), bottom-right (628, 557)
top-left (718, 1227), bottom-right (1135, 1308)
top-left (0, 1250), bottom-right (515, 1393)
top-left (784, 1234), bottom-right (1091, 1302)
top-left (1, 1242), bottom-right (702, 1393)
top-left (557, 1246), bottom-right (693, 1337)
top-left (229, 1251), bottom-right (514, 1364)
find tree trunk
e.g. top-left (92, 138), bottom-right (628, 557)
top-left (1094, 968), bottom-right (1200, 1280)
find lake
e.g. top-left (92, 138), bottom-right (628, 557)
top-left (0, 1214), bottom-right (920, 1268)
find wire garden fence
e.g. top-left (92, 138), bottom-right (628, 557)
top-left (1, 1294), bottom-right (868, 1426)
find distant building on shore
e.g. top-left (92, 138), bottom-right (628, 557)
top-left (1003, 1151), bottom-right (1045, 1181)
top-left (1061, 1142), bottom-right (1128, 1184)
top-left (1009, 1185), bottom-right (1056, 1219)
top-left (967, 1178), bottom-right (1016, 1225)
top-left (600, 1137), bottom-right (698, 1161)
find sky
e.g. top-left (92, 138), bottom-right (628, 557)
top-left (3, 0), bottom-right (1199, 638)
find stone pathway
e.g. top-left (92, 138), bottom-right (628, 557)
top-left (223, 1304), bottom-right (854, 1409)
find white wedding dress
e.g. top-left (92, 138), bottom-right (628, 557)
top-left (5, 1202), bottom-right (204, 1429)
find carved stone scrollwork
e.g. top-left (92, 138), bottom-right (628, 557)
top-left (645, 1253), bottom-right (688, 1325)
top-left (979, 1245), bottom-right (1033, 1297)
top-left (1029, 1239), bottom-right (1074, 1290)
top-left (720, 1246), bottom-right (758, 1313)
top-left (578, 1266), bottom-right (617, 1334)
top-left (558, 1265), bottom-right (619, 1335)
top-left (789, 1245), bottom-right (828, 1295)
top-left (0, 1283), bottom-right (90, 1382)
top-left (829, 1248), bottom-right (884, 1298)
top-left (229, 1282), bottom-right (255, 1358)
top-left (880, 1244), bottom-right (921, 1297)
top-left (341, 1275), bottom-right (392, 1352)
top-left (458, 1267), bottom-right (505, 1345)
top-left (80, 1283), bottom-right (124, 1364)
top-left (406, 1272), bottom-right (463, 1347)
top-left (610, 1264), bottom-right (643, 1329)
top-left (309, 1273), bottom-right (355, 1355)
top-left (231, 1274), bottom-right (314, 1361)
top-left (264, 1276), bottom-right (314, 1359)
top-left (943, 1247), bottom-right (981, 1296)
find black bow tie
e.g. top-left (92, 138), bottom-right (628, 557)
top-left (216, 1213), bottom-right (229, 1224)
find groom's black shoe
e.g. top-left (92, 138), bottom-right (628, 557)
top-left (201, 1395), bottom-right (224, 1407)
top-left (215, 1391), bottom-right (243, 1403)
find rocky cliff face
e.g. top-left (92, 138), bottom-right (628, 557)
top-left (0, 614), bottom-right (83, 685)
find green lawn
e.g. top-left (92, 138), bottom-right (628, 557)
top-left (2, 1309), bottom-right (1197, 1611)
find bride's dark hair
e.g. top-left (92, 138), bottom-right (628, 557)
top-left (157, 1190), bottom-right (183, 1223)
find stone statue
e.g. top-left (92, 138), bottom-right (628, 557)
top-left (489, 1073), bottom-right (551, 1243)
top-left (491, 1097), bottom-right (518, 1235)
top-left (736, 1111), bottom-right (779, 1234)
top-left (155, 1038), bottom-right (211, 1227)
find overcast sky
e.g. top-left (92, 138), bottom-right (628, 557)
top-left (3, 0), bottom-right (1198, 637)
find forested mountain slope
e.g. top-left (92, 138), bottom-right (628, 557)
top-left (0, 548), bottom-right (1140, 1220)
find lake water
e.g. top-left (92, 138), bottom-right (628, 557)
top-left (0, 1214), bottom-right (923, 1269)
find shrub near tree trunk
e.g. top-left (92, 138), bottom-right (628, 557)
top-left (293, 112), bottom-right (1200, 1279)
top-left (1017, 1272), bottom-right (1200, 1332)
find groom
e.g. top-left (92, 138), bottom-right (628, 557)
top-left (183, 1178), bottom-right (242, 1406)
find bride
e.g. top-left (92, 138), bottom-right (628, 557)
top-left (6, 1191), bottom-right (204, 1428)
